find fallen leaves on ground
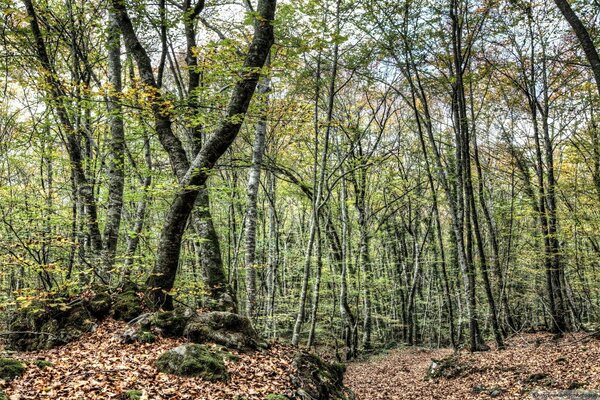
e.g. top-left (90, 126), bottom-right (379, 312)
top-left (345, 332), bottom-right (600, 399)
top-left (2, 319), bottom-right (296, 399)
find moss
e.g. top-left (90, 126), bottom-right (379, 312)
top-left (33, 359), bottom-right (53, 369)
top-left (125, 390), bottom-right (143, 399)
top-left (0, 358), bottom-right (26, 380)
top-left (264, 395), bottom-right (289, 400)
top-left (291, 352), bottom-right (351, 399)
top-left (87, 290), bottom-right (112, 318)
top-left (156, 344), bottom-right (228, 381)
top-left (425, 355), bottom-right (466, 380)
top-left (184, 311), bottom-right (266, 350)
top-left (138, 331), bottom-right (156, 343)
top-left (112, 288), bottom-right (143, 322)
top-left (0, 389), bottom-right (7, 400)
top-left (150, 310), bottom-right (189, 337)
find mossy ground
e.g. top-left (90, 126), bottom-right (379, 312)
top-left (0, 358), bottom-right (26, 380)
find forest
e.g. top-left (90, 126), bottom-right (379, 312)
top-left (0, 0), bottom-right (599, 398)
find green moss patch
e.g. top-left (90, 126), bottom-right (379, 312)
top-left (0, 358), bottom-right (26, 380)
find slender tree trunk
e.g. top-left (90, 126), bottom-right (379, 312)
top-left (266, 172), bottom-right (279, 336)
top-left (103, 10), bottom-right (125, 274)
top-left (307, 223), bottom-right (323, 347)
top-left (244, 71), bottom-right (270, 318)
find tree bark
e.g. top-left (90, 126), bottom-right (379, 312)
top-left (244, 71), bottom-right (270, 318)
top-left (103, 10), bottom-right (125, 274)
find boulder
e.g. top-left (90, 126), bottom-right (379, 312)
top-left (112, 283), bottom-right (144, 322)
top-left (155, 344), bottom-right (228, 381)
top-left (4, 284), bottom-right (145, 351)
top-left (5, 299), bottom-right (94, 351)
top-left (184, 311), bottom-right (266, 351)
top-left (149, 309), bottom-right (193, 337)
top-left (85, 289), bottom-right (112, 318)
top-left (291, 352), bottom-right (354, 400)
top-left (425, 354), bottom-right (466, 380)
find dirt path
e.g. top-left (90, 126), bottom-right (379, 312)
top-left (345, 333), bottom-right (600, 399)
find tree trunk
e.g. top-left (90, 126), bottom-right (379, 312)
top-left (244, 72), bottom-right (270, 318)
top-left (553, 0), bottom-right (600, 97)
top-left (103, 10), bottom-right (125, 274)
top-left (145, 0), bottom-right (276, 310)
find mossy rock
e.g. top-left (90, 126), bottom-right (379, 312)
top-left (425, 355), bottom-right (467, 380)
top-left (149, 310), bottom-right (191, 337)
top-left (184, 311), bottom-right (266, 351)
top-left (86, 289), bottom-right (112, 319)
top-left (6, 299), bottom-right (94, 351)
top-left (112, 284), bottom-right (144, 322)
top-left (138, 331), bottom-right (156, 343)
top-left (156, 344), bottom-right (228, 381)
top-left (0, 358), bottom-right (26, 380)
top-left (291, 352), bottom-right (353, 400)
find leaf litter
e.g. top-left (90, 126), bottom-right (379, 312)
top-left (345, 332), bottom-right (600, 399)
top-left (1, 319), bottom-right (296, 399)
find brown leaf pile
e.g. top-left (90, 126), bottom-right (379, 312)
top-left (2, 319), bottom-right (296, 399)
top-left (346, 332), bottom-right (600, 399)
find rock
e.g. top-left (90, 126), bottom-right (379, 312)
top-left (0, 358), bottom-right (26, 380)
top-left (4, 284), bottom-right (141, 352)
top-left (472, 384), bottom-right (503, 397)
top-left (5, 299), bottom-right (94, 351)
top-left (525, 372), bottom-right (548, 384)
top-left (112, 283), bottom-right (144, 322)
top-left (472, 384), bottom-right (486, 393)
top-left (156, 344), bottom-right (228, 381)
top-left (149, 309), bottom-right (192, 337)
top-left (121, 328), bottom-right (156, 344)
top-left (568, 381), bottom-right (585, 390)
top-left (425, 355), bottom-right (466, 380)
top-left (138, 331), bottom-right (156, 343)
top-left (291, 352), bottom-right (354, 400)
top-left (86, 289), bottom-right (112, 318)
top-left (184, 311), bottom-right (266, 351)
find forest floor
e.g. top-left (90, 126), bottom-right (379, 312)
top-left (346, 331), bottom-right (600, 399)
top-left (3, 322), bottom-right (600, 400)
top-left (1, 319), bottom-right (297, 399)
